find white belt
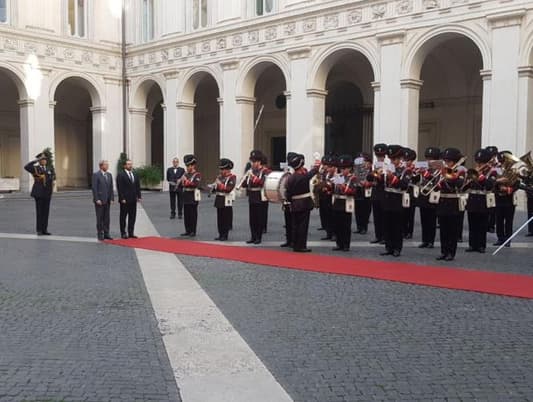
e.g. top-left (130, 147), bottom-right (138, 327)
top-left (184, 188), bottom-right (196, 192)
top-left (469, 190), bottom-right (487, 196)
top-left (385, 188), bottom-right (404, 194)
top-left (216, 192), bottom-right (230, 196)
top-left (248, 187), bottom-right (262, 191)
top-left (439, 193), bottom-right (460, 199)
top-left (292, 192), bottom-right (312, 200)
top-left (333, 195), bottom-right (353, 200)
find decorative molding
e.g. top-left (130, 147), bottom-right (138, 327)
top-left (486, 9), bottom-right (526, 28)
top-left (49, 101), bottom-right (57, 109)
top-left (371, 81), bottom-right (382, 92)
top-left (217, 97), bottom-right (224, 105)
top-left (376, 30), bottom-right (406, 45)
top-left (220, 59), bottom-right (240, 71)
top-left (129, 107), bottom-right (149, 115)
top-left (176, 101), bottom-right (196, 110)
top-left (400, 78), bottom-right (424, 89)
top-left (235, 96), bottom-right (256, 105)
top-left (283, 90), bottom-right (292, 100)
top-left (90, 106), bottom-right (107, 114)
top-left (306, 89), bottom-right (328, 98)
top-left (479, 69), bottom-right (492, 81)
top-left (287, 46), bottom-right (312, 60)
top-left (163, 70), bottom-right (180, 79)
top-left (18, 99), bottom-right (35, 107)
top-left (518, 66), bottom-right (533, 79)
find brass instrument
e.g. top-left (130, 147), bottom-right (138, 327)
top-left (497, 152), bottom-right (522, 186)
top-left (421, 157), bottom-right (465, 196)
top-left (461, 163), bottom-right (491, 191)
top-left (236, 169), bottom-right (252, 191)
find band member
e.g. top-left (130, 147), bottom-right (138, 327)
top-left (286, 153), bottom-right (320, 252)
top-left (241, 150), bottom-right (269, 244)
top-left (24, 152), bottom-right (56, 236)
top-left (212, 158), bottom-right (236, 241)
top-left (463, 148), bottom-right (496, 253)
top-left (415, 147), bottom-right (441, 248)
top-left (493, 151), bottom-right (519, 247)
top-left (354, 152), bottom-right (372, 235)
top-left (91, 160), bottom-right (114, 241)
top-left (456, 159), bottom-right (468, 243)
top-left (520, 174), bottom-right (533, 237)
top-left (260, 154), bottom-right (271, 234)
top-left (436, 148), bottom-right (465, 261)
top-left (401, 148), bottom-right (417, 240)
top-left (116, 159), bottom-right (142, 239)
top-left (281, 153), bottom-right (297, 248)
top-left (370, 143), bottom-right (388, 244)
top-left (332, 155), bottom-right (357, 252)
top-left (381, 145), bottom-right (411, 257)
top-left (181, 154), bottom-right (202, 237)
top-left (317, 155), bottom-right (337, 241)
top-left (167, 158), bottom-right (185, 219)
top-left (485, 145), bottom-right (499, 233)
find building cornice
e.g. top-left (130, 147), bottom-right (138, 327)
top-left (487, 9), bottom-right (526, 29)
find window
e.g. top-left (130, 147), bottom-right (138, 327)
top-left (256, 0), bottom-right (274, 16)
top-left (192, 0), bottom-right (208, 30)
top-left (0, 0), bottom-right (8, 24)
top-left (142, 0), bottom-right (154, 42)
top-left (67, 0), bottom-right (87, 37)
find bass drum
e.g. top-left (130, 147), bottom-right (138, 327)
top-left (264, 171), bottom-right (290, 203)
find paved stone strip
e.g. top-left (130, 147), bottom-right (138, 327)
top-left (133, 206), bottom-right (293, 402)
top-left (0, 232), bottom-right (98, 243)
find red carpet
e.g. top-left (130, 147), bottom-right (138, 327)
top-left (108, 237), bottom-right (533, 299)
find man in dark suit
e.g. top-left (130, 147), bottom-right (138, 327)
top-left (167, 157), bottom-right (185, 219)
top-left (92, 160), bottom-right (114, 241)
top-left (116, 159), bottom-right (142, 239)
top-left (24, 152), bottom-right (55, 236)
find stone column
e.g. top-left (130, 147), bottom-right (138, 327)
top-left (235, 96), bottom-right (255, 173)
top-left (103, 77), bottom-right (124, 178)
top-left (90, 106), bottom-right (107, 172)
top-left (176, 101), bottom-right (195, 158)
top-left (400, 79), bottom-right (423, 149)
top-left (376, 30), bottom-right (405, 145)
top-left (306, 89), bottom-right (327, 159)
top-left (163, 71), bottom-right (179, 167)
top-left (517, 67), bottom-right (533, 153)
top-left (371, 81), bottom-right (381, 149)
top-left (485, 10), bottom-right (525, 152)
top-left (480, 70), bottom-right (492, 148)
top-left (18, 99), bottom-right (36, 192)
top-left (129, 107), bottom-right (149, 166)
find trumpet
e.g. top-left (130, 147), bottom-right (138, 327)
top-left (461, 163), bottom-right (491, 191)
top-left (236, 169), bottom-right (252, 191)
top-left (420, 157), bottom-right (465, 196)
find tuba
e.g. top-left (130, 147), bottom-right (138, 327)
top-left (498, 152), bottom-right (522, 186)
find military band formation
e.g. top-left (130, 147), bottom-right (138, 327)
top-left (25, 143), bottom-right (533, 261)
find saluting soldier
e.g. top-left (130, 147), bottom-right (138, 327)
top-left (353, 152), bottom-right (373, 235)
top-left (493, 151), bottom-right (519, 247)
top-left (180, 154), bottom-right (202, 237)
top-left (241, 150), bottom-right (269, 244)
top-left (331, 155), bottom-right (357, 252)
top-left (213, 158), bottom-right (236, 241)
top-left (285, 153), bottom-right (320, 252)
top-left (415, 147), bottom-right (441, 249)
top-left (369, 143), bottom-right (388, 244)
top-left (435, 148), bottom-right (465, 261)
top-left (401, 148), bottom-right (417, 240)
top-left (24, 152), bottom-right (56, 236)
top-left (381, 145), bottom-right (411, 258)
top-left (463, 148), bottom-right (497, 253)
top-left (485, 145), bottom-right (499, 233)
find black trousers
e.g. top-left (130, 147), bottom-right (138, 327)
top-left (249, 203), bottom-right (264, 241)
top-left (333, 210), bottom-right (352, 249)
top-left (384, 209), bottom-right (403, 253)
top-left (169, 190), bottom-right (183, 216)
top-left (291, 210), bottom-right (311, 251)
top-left (284, 206), bottom-right (292, 245)
top-left (488, 208), bottom-right (496, 231)
top-left (319, 202), bottom-right (333, 237)
top-left (495, 205), bottom-right (515, 242)
top-left (372, 200), bottom-right (384, 241)
top-left (527, 196), bottom-right (533, 234)
top-left (184, 204), bottom-right (198, 234)
top-left (457, 211), bottom-right (465, 240)
top-left (355, 199), bottom-right (372, 231)
top-left (216, 207), bottom-right (232, 237)
top-left (439, 214), bottom-right (461, 257)
top-left (419, 207), bottom-right (437, 244)
top-left (34, 197), bottom-right (51, 233)
top-left (120, 202), bottom-right (137, 236)
top-left (95, 203), bottom-right (111, 235)
top-left (403, 204), bottom-right (416, 236)
top-left (467, 211), bottom-right (488, 250)
top-left (261, 202), bottom-right (269, 232)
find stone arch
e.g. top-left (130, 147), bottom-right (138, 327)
top-left (178, 66), bottom-right (223, 104)
top-left (130, 75), bottom-right (166, 109)
top-left (236, 54), bottom-right (290, 98)
top-left (0, 62), bottom-right (28, 99)
top-left (50, 71), bottom-right (104, 108)
top-left (403, 24), bottom-right (491, 79)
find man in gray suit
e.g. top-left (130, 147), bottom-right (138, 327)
top-left (92, 160), bottom-right (114, 241)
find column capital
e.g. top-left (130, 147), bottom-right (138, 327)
top-left (49, 101), bottom-right (57, 109)
top-left (176, 101), bottom-right (196, 110)
top-left (220, 59), bottom-right (240, 71)
top-left (480, 69), bottom-right (492, 81)
top-left (487, 9), bottom-right (526, 28)
top-left (217, 97), bottom-right (224, 105)
top-left (129, 107), bottom-right (148, 115)
top-left (376, 30), bottom-right (406, 45)
top-left (283, 91), bottom-right (292, 100)
top-left (18, 99), bottom-right (35, 107)
top-left (287, 46), bottom-right (312, 60)
top-left (160, 103), bottom-right (167, 110)
top-left (518, 66), bottom-right (533, 79)
top-left (90, 106), bottom-right (107, 114)
top-left (163, 70), bottom-right (180, 79)
top-left (371, 81), bottom-right (381, 92)
top-left (400, 79), bottom-right (424, 90)
top-left (306, 88), bottom-right (328, 99)
top-left (235, 96), bottom-right (256, 105)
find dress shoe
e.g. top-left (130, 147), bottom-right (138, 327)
top-left (181, 233), bottom-right (191, 237)
top-left (320, 236), bottom-right (332, 241)
top-left (170, 215), bottom-right (176, 220)
top-left (317, 227), bottom-right (325, 231)
top-left (487, 227), bottom-right (495, 233)
top-left (104, 235), bottom-right (113, 240)
top-left (253, 239), bottom-right (262, 245)
top-left (392, 250), bottom-right (401, 258)
top-left (444, 255), bottom-right (455, 261)
top-left (294, 248), bottom-right (312, 253)
top-left (380, 251), bottom-right (393, 256)
top-left (427, 243), bottom-right (434, 249)
top-left (178, 215), bottom-right (183, 220)
top-left (493, 240), bottom-right (504, 246)
top-left (332, 247), bottom-right (343, 251)
top-left (342, 248), bottom-right (350, 252)
top-left (526, 233), bottom-right (533, 237)
top-left (98, 234), bottom-right (105, 241)
top-left (465, 247), bottom-right (476, 252)
top-left (280, 243), bottom-right (291, 248)
top-left (418, 242), bottom-right (429, 249)
top-left (504, 242), bottom-right (511, 248)
top-left (478, 248), bottom-right (486, 254)
top-left (121, 234), bottom-right (128, 239)
top-left (42, 232), bottom-right (52, 236)
top-left (246, 239), bottom-right (255, 244)
top-left (359, 230), bottom-right (367, 235)
top-left (129, 235), bottom-right (138, 239)
top-left (37, 231), bottom-right (44, 236)
top-left (189, 233), bottom-right (196, 237)
top-left (214, 237), bottom-right (222, 241)
top-left (370, 238), bottom-right (382, 244)
top-left (436, 255), bottom-right (446, 261)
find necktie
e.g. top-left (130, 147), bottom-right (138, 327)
top-left (129, 172), bottom-right (133, 182)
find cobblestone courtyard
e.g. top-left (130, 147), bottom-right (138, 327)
top-left (0, 192), bottom-right (532, 401)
